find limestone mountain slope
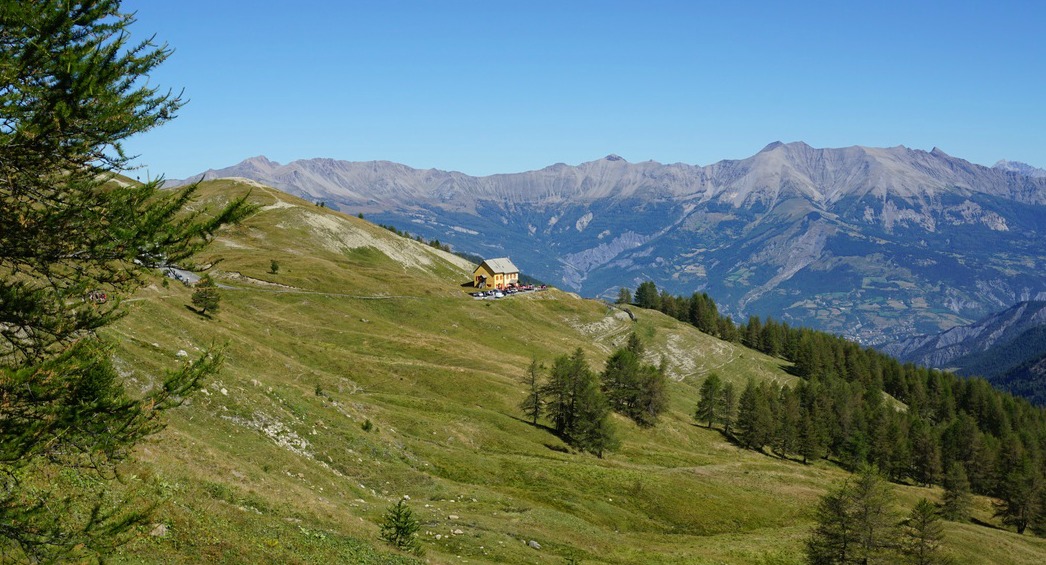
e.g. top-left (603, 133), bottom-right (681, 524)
top-left (174, 143), bottom-right (1046, 344)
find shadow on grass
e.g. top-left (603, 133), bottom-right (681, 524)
top-left (506, 414), bottom-right (556, 433)
top-left (690, 422), bottom-right (812, 464)
top-left (970, 517), bottom-right (1007, 531)
top-left (505, 414), bottom-right (574, 453)
top-left (185, 304), bottom-right (213, 319)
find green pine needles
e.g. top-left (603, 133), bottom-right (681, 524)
top-left (379, 499), bottom-right (421, 554)
top-left (0, 1), bottom-right (251, 560)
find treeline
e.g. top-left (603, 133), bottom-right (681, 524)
top-left (520, 334), bottom-right (667, 457)
top-left (622, 280), bottom-right (1046, 535)
top-left (378, 223), bottom-right (452, 253)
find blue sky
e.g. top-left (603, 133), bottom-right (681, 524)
top-left (123, 0), bottom-right (1046, 180)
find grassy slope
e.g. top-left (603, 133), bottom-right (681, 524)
top-left (106, 180), bottom-right (1046, 564)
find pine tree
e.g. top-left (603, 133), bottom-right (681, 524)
top-left (994, 455), bottom-right (1042, 535)
top-left (519, 359), bottom-right (544, 425)
top-left (616, 287), bottom-right (632, 305)
top-left (719, 381), bottom-right (738, 435)
top-left (0, 2), bottom-right (250, 560)
top-left (695, 373), bottom-right (723, 428)
top-left (806, 467), bottom-right (899, 565)
top-left (601, 347), bottom-right (641, 415)
top-left (191, 275), bottom-right (222, 314)
top-left (806, 486), bottom-right (855, 564)
top-left (379, 499), bottom-right (421, 553)
top-left (543, 349), bottom-right (617, 455)
top-left (773, 385), bottom-right (801, 457)
top-left (909, 418), bottom-right (943, 487)
top-left (736, 379), bottom-right (773, 451)
top-left (634, 281), bottom-right (660, 310)
top-left (632, 362), bottom-right (668, 427)
top-left (940, 463), bottom-right (972, 522)
top-left (899, 499), bottom-right (949, 565)
top-left (798, 408), bottom-right (828, 464)
top-left (600, 335), bottom-right (666, 427)
top-left (571, 375), bottom-right (618, 457)
top-left (849, 466), bottom-right (900, 563)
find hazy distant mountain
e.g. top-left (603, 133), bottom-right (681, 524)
top-left (883, 301), bottom-right (1046, 405)
top-left (994, 159), bottom-right (1046, 178)
top-left (881, 301), bottom-right (1046, 371)
top-left (176, 142), bottom-right (1046, 344)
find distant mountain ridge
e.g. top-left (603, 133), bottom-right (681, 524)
top-left (994, 159), bottom-right (1046, 178)
top-left (881, 301), bottom-right (1046, 370)
top-left (175, 142), bottom-right (1046, 344)
top-left (882, 301), bottom-right (1046, 405)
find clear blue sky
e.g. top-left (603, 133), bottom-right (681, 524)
top-left (122, 0), bottom-right (1046, 180)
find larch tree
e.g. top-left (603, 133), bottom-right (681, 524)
top-left (899, 499), bottom-right (949, 565)
top-left (190, 274), bottom-right (221, 315)
top-left (940, 463), bottom-right (972, 522)
top-left (695, 373), bottom-right (723, 428)
top-left (806, 466), bottom-right (900, 565)
top-left (519, 358), bottom-right (544, 425)
top-left (0, 1), bottom-right (251, 560)
top-left (718, 381), bottom-right (738, 435)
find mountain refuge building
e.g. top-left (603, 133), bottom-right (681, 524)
top-left (473, 257), bottom-right (519, 289)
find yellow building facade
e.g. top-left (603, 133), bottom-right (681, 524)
top-left (473, 257), bottom-right (520, 289)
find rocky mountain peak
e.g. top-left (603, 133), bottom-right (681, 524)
top-left (994, 159), bottom-right (1046, 178)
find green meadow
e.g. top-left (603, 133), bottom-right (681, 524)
top-left (105, 180), bottom-right (1046, 564)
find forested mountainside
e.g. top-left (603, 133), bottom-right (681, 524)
top-left (176, 143), bottom-right (1046, 345)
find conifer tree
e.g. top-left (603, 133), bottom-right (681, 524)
top-left (191, 275), bottom-right (221, 315)
top-left (616, 287), bottom-right (632, 305)
top-left (799, 407), bottom-right (828, 464)
top-left (632, 362), bottom-right (668, 427)
top-left (600, 334), bottom-right (666, 427)
top-left (773, 385), bottom-right (801, 457)
top-left (940, 463), bottom-right (972, 522)
top-left (519, 359), bottom-right (544, 425)
top-left (543, 349), bottom-right (617, 455)
top-left (994, 455), bottom-right (1042, 535)
top-left (634, 281), bottom-right (660, 310)
top-left (899, 499), bottom-right (949, 565)
top-left (718, 381), bottom-right (738, 435)
top-left (0, 1), bottom-right (251, 559)
top-left (379, 499), bottom-right (421, 553)
top-left (736, 379), bottom-right (774, 451)
top-left (805, 485), bottom-right (855, 564)
top-left (806, 467), bottom-right (899, 565)
top-left (695, 373), bottom-right (723, 428)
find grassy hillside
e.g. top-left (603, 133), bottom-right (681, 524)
top-left (105, 180), bottom-right (1046, 564)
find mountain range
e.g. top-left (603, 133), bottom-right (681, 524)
top-left (173, 142), bottom-right (1046, 344)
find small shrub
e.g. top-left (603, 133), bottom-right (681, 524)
top-left (361, 419), bottom-right (374, 432)
top-left (378, 499), bottom-right (421, 553)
